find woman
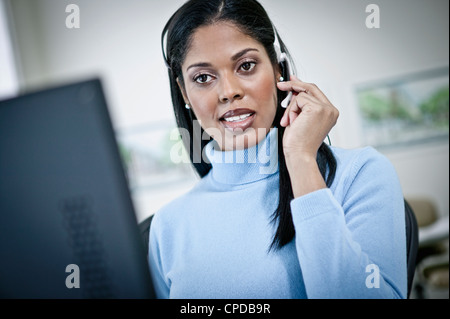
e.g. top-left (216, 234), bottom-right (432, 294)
top-left (148, 0), bottom-right (407, 299)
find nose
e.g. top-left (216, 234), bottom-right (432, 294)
top-left (218, 72), bottom-right (244, 104)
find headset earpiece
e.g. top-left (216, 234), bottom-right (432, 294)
top-left (277, 52), bottom-right (292, 108)
top-left (279, 60), bottom-right (289, 83)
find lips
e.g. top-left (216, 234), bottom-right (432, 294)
top-left (219, 108), bottom-right (256, 132)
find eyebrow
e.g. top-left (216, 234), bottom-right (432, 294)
top-left (186, 48), bottom-right (260, 72)
top-left (231, 48), bottom-right (259, 61)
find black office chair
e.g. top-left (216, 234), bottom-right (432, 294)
top-left (404, 199), bottom-right (419, 298)
top-left (139, 214), bottom-right (153, 257)
top-left (139, 199), bottom-right (419, 298)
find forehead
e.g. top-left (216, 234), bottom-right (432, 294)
top-left (183, 22), bottom-right (266, 65)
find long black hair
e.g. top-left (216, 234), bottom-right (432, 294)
top-left (161, 0), bottom-right (337, 250)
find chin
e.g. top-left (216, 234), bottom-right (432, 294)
top-left (220, 127), bottom-right (270, 151)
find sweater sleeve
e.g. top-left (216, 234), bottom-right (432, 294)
top-left (148, 213), bottom-right (170, 299)
top-left (291, 148), bottom-right (407, 299)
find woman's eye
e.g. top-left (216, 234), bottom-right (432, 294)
top-left (240, 62), bottom-right (256, 72)
top-left (194, 74), bottom-right (213, 84)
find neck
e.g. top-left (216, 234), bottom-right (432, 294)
top-left (204, 128), bottom-right (279, 185)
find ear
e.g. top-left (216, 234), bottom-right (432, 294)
top-left (274, 63), bottom-right (282, 82)
top-left (176, 77), bottom-right (190, 105)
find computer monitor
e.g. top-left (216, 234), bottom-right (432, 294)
top-left (0, 79), bottom-right (156, 298)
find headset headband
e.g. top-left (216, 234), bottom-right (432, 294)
top-left (161, 17), bottom-right (172, 69)
top-left (273, 28), bottom-right (286, 63)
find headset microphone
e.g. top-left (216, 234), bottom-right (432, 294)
top-left (274, 33), bottom-right (293, 108)
top-left (279, 52), bottom-right (293, 108)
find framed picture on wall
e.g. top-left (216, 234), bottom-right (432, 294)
top-left (116, 120), bottom-right (196, 192)
top-left (355, 67), bottom-right (449, 148)
top-left (115, 120), bottom-right (199, 220)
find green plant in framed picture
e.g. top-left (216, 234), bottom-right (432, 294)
top-left (356, 67), bottom-right (449, 147)
top-left (420, 87), bottom-right (449, 128)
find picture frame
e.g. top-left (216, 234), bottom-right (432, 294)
top-left (355, 67), bottom-right (449, 148)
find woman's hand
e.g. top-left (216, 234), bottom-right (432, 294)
top-left (277, 75), bottom-right (339, 160)
top-left (277, 75), bottom-right (339, 197)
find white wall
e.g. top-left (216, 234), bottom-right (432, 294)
top-left (6, 0), bottom-right (449, 219)
top-left (0, 0), bottom-right (19, 99)
top-left (7, 0), bottom-right (185, 129)
top-left (384, 141), bottom-right (448, 217)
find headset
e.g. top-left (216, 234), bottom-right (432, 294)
top-left (273, 30), bottom-right (332, 145)
top-left (273, 30), bottom-right (293, 109)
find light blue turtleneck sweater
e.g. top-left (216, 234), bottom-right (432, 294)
top-left (148, 128), bottom-right (407, 299)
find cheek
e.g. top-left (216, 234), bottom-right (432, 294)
top-left (189, 91), bottom-right (217, 121)
top-left (249, 73), bottom-right (277, 112)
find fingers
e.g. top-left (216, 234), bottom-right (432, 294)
top-left (280, 92), bottom-right (315, 127)
top-left (277, 78), bottom-right (308, 94)
top-left (277, 75), bottom-right (332, 105)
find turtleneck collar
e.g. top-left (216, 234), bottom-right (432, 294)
top-left (204, 128), bottom-right (279, 185)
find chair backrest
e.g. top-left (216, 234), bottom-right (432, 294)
top-left (139, 214), bottom-right (154, 258)
top-left (139, 199), bottom-right (420, 298)
top-left (406, 198), bottom-right (438, 228)
top-left (404, 199), bottom-right (419, 298)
